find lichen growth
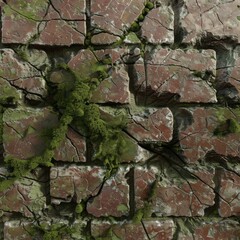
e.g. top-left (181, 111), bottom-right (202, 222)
top-left (0, 54), bottom-right (128, 190)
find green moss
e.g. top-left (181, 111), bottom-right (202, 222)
top-left (0, 55), bottom-right (127, 191)
top-left (75, 202), bottom-right (84, 214)
top-left (130, 22), bottom-right (141, 32)
top-left (214, 118), bottom-right (240, 136)
top-left (145, 1), bottom-right (154, 10)
top-left (3, 0), bottom-right (47, 21)
top-left (132, 179), bottom-right (158, 222)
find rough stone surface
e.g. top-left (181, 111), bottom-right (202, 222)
top-left (0, 49), bottom-right (47, 101)
top-left (3, 108), bottom-right (86, 162)
top-left (178, 0), bottom-right (240, 44)
top-left (193, 220), bottom-right (240, 240)
top-left (134, 165), bottom-right (215, 217)
top-left (177, 107), bottom-right (240, 163)
top-left (4, 221), bottom-right (33, 240)
top-left (91, 219), bottom-right (175, 240)
top-left (127, 108), bottom-right (173, 142)
top-left (50, 166), bottom-right (105, 204)
top-left (1, 1), bottom-right (240, 239)
top-left (133, 48), bottom-right (217, 105)
top-left (2, 0), bottom-right (86, 45)
top-left (218, 169), bottom-right (240, 217)
top-left (91, 0), bottom-right (145, 43)
top-left (0, 169), bottom-right (46, 218)
top-left (141, 3), bottom-right (174, 44)
top-left (87, 167), bottom-right (130, 217)
top-left (91, 65), bottom-right (130, 104)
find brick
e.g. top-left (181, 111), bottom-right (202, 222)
top-left (3, 108), bottom-right (86, 162)
top-left (176, 107), bottom-right (240, 163)
top-left (127, 108), bottom-right (173, 142)
top-left (91, 219), bottom-right (175, 240)
top-left (221, 46), bottom-right (240, 102)
top-left (1, 0), bottom-right (85, 45)
top-left (50, 166), bottom-right (105, 204)
top-left (87, 167), bottom-right (130, 217)
top-left (178, 0), bottom-right (240, 44)
top-left (133, 48), bottom-right (216, 104)
top-left (91, 0), bottom-right (145, 44)
top-left (218, 169), bottom-right (240, 217)
top-left (67, 49), bottom-right (130, 104)
top-left (134, 166), bottom-right (215, 217)
top-left (194, 220), bottom-right (240, 240)
top-left (141, 3), bottom-right (174, 44)
top-left (0, 49), bottom-right (47, 101)
top-left (91, 65), bottom-right (130, 104)
top-left (0, 169), bottom-right (46, 218)
top-left (4, 221), bottom-right (33, 240)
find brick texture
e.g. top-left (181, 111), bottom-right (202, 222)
top-left (0, 0), bottom-right (240, 239)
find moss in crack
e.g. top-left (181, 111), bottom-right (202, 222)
top-left (132, 178), bottom-right (158, 223)
top-left (214, 118), bottom-right (240, 136)
top-left (31, 223), bottom-right (79, 240)
top-left (0, 56), bottom-right (128, 191)
top-left (213, 108), bottom-right (240, 136)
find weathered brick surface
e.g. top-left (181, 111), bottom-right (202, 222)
top-left (176, 107), bottom-right (240, 163)
top-left (87, 167), bottom-right (130, 217)
top-left (91, 219), bottom-right (175, 240)
top-left (2, 0), bottom-right (86, 45)
top-left (127, 108), bottom-right (173, 142)
top-left (178, 0), bottom-right (240, 44)
top-left (3, 108), bottom-right (86, 162)
top-left (1, 1), bottom-right (240, 239)
top-left (141, 3), bottom-right (174, 44)
top-left (134, 165), bottom-right (215, 217)
top-left (50, 166), bottom-right (105, 204)
top-left (0, 168), bottom-right (46, 218)
top-left (218, 169), bottom-right (240, 217)
top-left (133, 48), bottom-right (217, 105)
top-left (91, 0), bottom-right (145, 44)
top-left (4, 221), bottom-right (33, 240)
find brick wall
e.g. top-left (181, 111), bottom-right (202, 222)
top-left (0, 0), bottom-right (240, 239)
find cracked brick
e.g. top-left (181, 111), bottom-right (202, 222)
top-left (0, 169), bottom-right (46, 218)
top-left (3, 107), bottom-right (86, 162)
top-left (91, 219), bottom-right (175, 239)
top-left (218, 169), bottom-right (240, 217)
top-left (178, 0), bottom-right (240, 44)
top-left (134, 165), bottom-right (215, 217)
top-left (91, 0), bottom-right (145, 44)
top-left (176, 107), bottom-right (240, 163)
top-left (0, 49), bottom-right (47, 101)
top-left (127, 108), bottom-right (173, 142)
top-left (50, 166), bottom-right (105, 204)
top-left (132, 48), bottom-right (217, 105)
top-left (141, 2), bottom-right (174, 44)
top-left (87, 167), bottom-right (130, 217)
top-left (1, 0), bottom-right (86, 46)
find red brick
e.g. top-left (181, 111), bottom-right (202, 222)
top-left (134, 166), bottom-right (215, 217)
top-left (178, 0), bottom-right (240, 44)
top-left (87, 167), bottom-right (130, 217)
top-left (177, 107), bottom-right (240, 163)
top-left (4, 221), bottom-right (33, 240)
top-left (141, 4), bottom-right (174, 44)
top-left (91, 219), bottom-right (175, 240)
top-left (50, 166), bottom-right (105, 204)
top-left (218, 169), bottom-right (240, 217)
top-left (91, 0), bottom-right (145, 44)
top-left (127, 108), bottom-right (173, 142)
top-left (1, 0), bottom-right (85, 45)
top-left (133, 48), bottom-right (216, 104)
top-left (194, 220), bottom-right (240, 240)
